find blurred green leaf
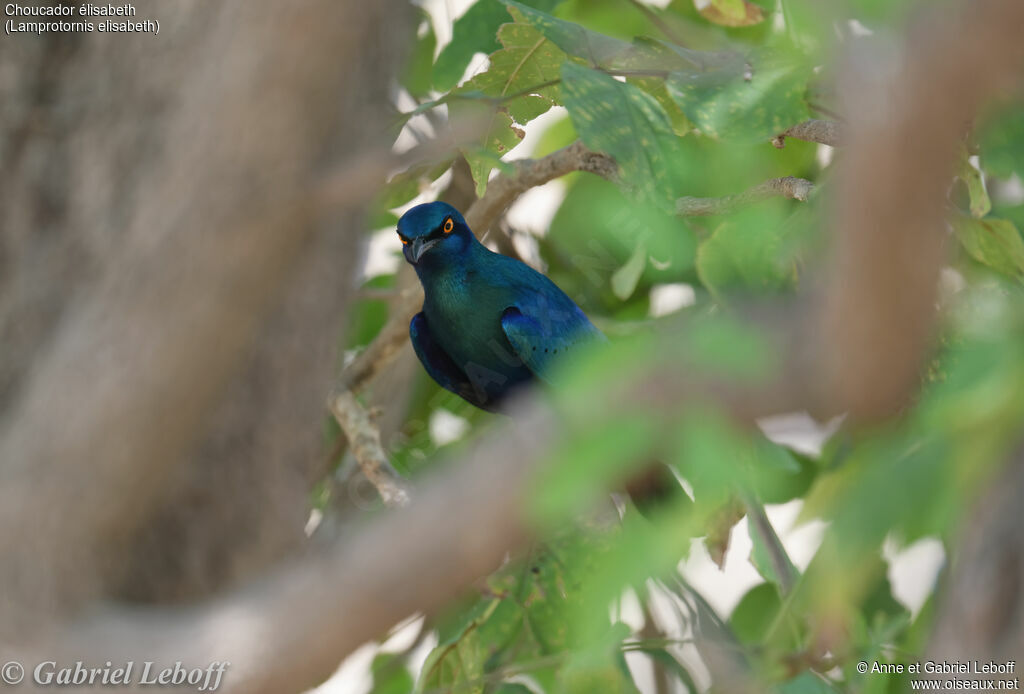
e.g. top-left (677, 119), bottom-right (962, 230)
top-left (778, 672), bottom-right (840, 694)
top-left (369, 653), bottom-right (415, 694)
top-left (695, 201), bottom-right (799, 297)
top-left (531, 414), bottom-right (657, 523)
top-left (403, 11), bottom-right (437, 98)
top-left (952, 214), bottom-right (1024, 278)
top-left (561, 62), bottom-right (685, 208)
top-left (546, 176), bottom-right (697, 306)
top-left (628, 76), bottom-right (693, 138)
top-left (494, 685), bottom-right (535, 694)
top-left (955, 144), bottom-right (991, 219)
top-left (978, 102), bottom-right (1024, 180)
top-left (666, 50), bottom-right (810, 143)
top-left (611, 239), bottom-right (648, 300)
top-left (345, 274), bottom-right (396, 349)
top-left (748, 513), bottom-right (799, 587)
top-left (681, 312), bottom-right (776, 381)
top-left (756, 449), bottom-right (820, 505)
top-left (730, 582), bottom-right (781, 645)
top-left (698, 0), bottom-right (766, 28)
top-left (376, 158), bottom-right (454, 211)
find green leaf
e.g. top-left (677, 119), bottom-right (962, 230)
top-left (369, 653), bottom-right (414, 694)
top-left (434, 0), bottom-right (562, 91)
top-left (611, 240), bottom-right (648, 301)
top-left (546, 176), bottom-right (697, 306)
top-left (376, 158), bottom-right (454, 211)
top-left (955, 144), bottom-right (991, 219)
top-left (531, 415), bottom-right (657, 523)
top-left (452, 100), bottom-right (524, 197)
top-left (494, 685), bottom-right (535, 694)
top-left (730, 582), bottom-right (781, 645)
top-left (460, 14), bottom-right (567, 116)
top-left (345, 274), bottom-right (395, 349)
top-left (778, 672), bottom-right (841, 694)
top-left (402, 11), bottom-right (437, 98)
top-left (453, 12), bottom-right (568, 196)
top-left (417, 598), bottom-right (523, 694)
top-left (628, 76), bottom-right (692, 138)
top-left (695, 203), bottom-right (796, 297)
top-left (952, 214), bottom-right (1024, 278)
top-left (561, 62), bottom-right (685, 208)
top-left (755, 449), bottom-right (820, 505)
top-left (500, 0), bottom-right (633, 66)
top-left (698, 0), bottom-right (766, 27)
top-left (666, 50), bottom-right (810, 143)
top-left (978, 101), bottom-right (1024, 180)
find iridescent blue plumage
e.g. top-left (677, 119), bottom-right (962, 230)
top-left (398, 201), bottom-right (604, 411)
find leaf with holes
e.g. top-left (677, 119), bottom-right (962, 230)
top-left (433, 0), bottom-right (562, 91)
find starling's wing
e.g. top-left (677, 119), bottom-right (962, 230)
top-left (409, 312), bottom-right (498, 411)
top-left (500, 302), bottom-right (605, 382)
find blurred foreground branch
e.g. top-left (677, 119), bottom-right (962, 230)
top-left (676, 176), bottom-right (814, 216)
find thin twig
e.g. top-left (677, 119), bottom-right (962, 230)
top-left (676, 176), bottom-right (814, 216)
top-left (329, 390), bottom-right (411, 507)
top-left (771, 119), bottom-right (841, 149)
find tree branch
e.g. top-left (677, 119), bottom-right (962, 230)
top-left (676, 176), bottom-right (814, 216)
top-left (328, 391), bottom-right (411, 508)
top-left (772, 119), bottom-right (841, 149)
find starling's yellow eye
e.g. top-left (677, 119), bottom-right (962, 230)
top-left (443, 217), bottom-right (454, 234)
top-left (398, 233), bottom-right (409, 246)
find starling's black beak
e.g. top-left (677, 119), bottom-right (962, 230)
top-left (406, 237), bottom-right (440, 264)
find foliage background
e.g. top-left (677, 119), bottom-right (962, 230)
top-left (321, 1), bottom-right (1024, 693)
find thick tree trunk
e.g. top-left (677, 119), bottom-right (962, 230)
top-left (0, 0), bottom-right (410, 629)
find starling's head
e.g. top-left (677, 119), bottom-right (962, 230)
top-left (397, 201), bottom-right (473, 265)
